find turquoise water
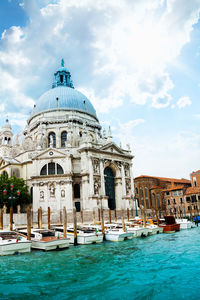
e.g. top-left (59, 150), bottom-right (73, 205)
top-left (1, 228), bottom-right (200, 300)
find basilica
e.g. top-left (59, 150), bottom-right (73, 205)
top-left (0, 60), bottom-right (134, 219)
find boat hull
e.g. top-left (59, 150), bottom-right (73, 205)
top-left (159, 224), bottom-right (180, 233)
top-left (0, 241), bottom-right (31, 256)
top-left (67, 233), bottom-right (103, 244)
top-left (127, 227), bottom-right (149, 237)
top-left (31, 238), bottom-right (70, 251)
top-left (105, 232), bottom-right (133, 242)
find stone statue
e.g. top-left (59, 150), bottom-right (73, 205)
top-left (94, 180), bottom-right (100, 195)
top-left (126, 144), bottom-right (131, 151)
top-left (49, 135), bottom-right (54, 147)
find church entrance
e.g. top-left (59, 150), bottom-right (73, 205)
top-left (104, 167), bottom-right (116, 210)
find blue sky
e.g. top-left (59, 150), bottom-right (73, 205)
top-left (0, 0), bottom-right (200, 179)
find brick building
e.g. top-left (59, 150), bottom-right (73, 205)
top-left (134, 175), bottom-right (191, 216)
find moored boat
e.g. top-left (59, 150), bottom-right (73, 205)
top-left (125, 222), bottom-right (149, 237)
top-left (0, 230), bottom-right (31, 256)
top-left (159, 216), bottom-right (180, 233)
top-left (176, 219), bottom-right (195, 229)
top-left (52, 225), bottom-right (103, 244)
top-left (104, 224), bottom-right (133, 241)
top-left (17, 228), bottom-right (70, 251)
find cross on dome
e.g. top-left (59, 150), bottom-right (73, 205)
top-left (61, 58), bottom-right (64, 67)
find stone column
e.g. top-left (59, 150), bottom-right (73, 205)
top-left (130, 163), bottom-right (134, 197)
top-left (100, 159), bottom-right (105, 196)
top-left (89, 157), bottom-right (94, 196)
top-left (65, 178), bottom-right (73, 210)
top-left (121, 163), bottom-right (126, 197)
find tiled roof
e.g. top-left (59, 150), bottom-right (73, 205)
top-left (164, 185), bottom-right (185, 192)
top-left (184, 187), bottom-right (200, 195)
top-left (135, 175), bottom-right (190, 184)
top-left (151, 186), bottom-right (162, 189)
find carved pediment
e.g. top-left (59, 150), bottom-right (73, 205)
top-left (33, 148), bottom-right (67, 160)
top-left (100, 142), bottom-right (125, 155)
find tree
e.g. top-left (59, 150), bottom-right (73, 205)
top-left (0, 173), bottom-right (31, 210)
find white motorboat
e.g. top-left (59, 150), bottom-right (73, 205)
top-left (0, 231), bottom-right (31, 256)
top-left (52, 225), bottom-right (103, 244)
top-left (17, 229), bottom-right (70, 251)
top-left (146, 224), bottom-right (163, 235)
top-left (126, 224), bottom-right (150, 237)
top-left (104, 224), bottom-right (133, 242)
top-left (176, 219), bottom-right (195, 229)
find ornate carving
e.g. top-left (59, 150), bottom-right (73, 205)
top-left (115, 161), bottom-right (122, 170)
top-left (94, 178), bottom-right (101, 195)
top-left (103, 159), bottom-right (111, 167)
top-left (40, 191), bottom-right (44, 199)
top-left (49, 183), bottom-right (55, 197)
top-left (125, 178), bottom-right (131, 195)
top-left (124, 163), bottom-right (130, 177)
top-left (22, 136), bottom-right (34, 151)
top-left (92, 158), bottom-right (100, 174)
top-left (61, 189), bottom-right (65, 197)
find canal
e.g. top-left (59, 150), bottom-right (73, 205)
top-left (1, 227), bottom-right (200, 299)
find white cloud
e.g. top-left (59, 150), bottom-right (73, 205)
top-left (0, 0), bottom-right (199, 131)
top-left (177, 96), bottom-right (192, 108)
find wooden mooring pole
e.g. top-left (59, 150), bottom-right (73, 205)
top-left (81, 210), bottom-right (84, 224)
top-left (101, 207), bottom-right (105, 235)
top-left (10, 206), bottom-right (13, 231)
top-left (143, 208), bottom-right (146, 228)
top-left (73, 208), bottom-right (78, 245)
top-left (27, 205), bottom-right (31, 241)
top-left (48, 207), bottom-right (51, 230)
top-left (114, 209), bottom-right (117, 222)
top-left (0, 208), bottom-right (3, 230)
top-left (121, 208), bottom-right (125, 232)
top-left (93, 209), bottom-right (96, 224)
top-left (63, 206), bottom-right (67, 238)
top-left (127, 208), bottom-right (130, 222)
top-left (98, 208), bottom-right (101, 222)
top-left (38, 207), bottom-right (42, 229)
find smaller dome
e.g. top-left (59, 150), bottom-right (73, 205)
top-left (2, 119), bottom-right (12, 130)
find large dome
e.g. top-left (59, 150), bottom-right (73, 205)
top-left (30, 59), bottom-right (98, 120)
top-left (32, 86), bottom-right (98, 119)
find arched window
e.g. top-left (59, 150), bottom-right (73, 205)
top-left (40, 165), bottom-right (47, 175)
top-left (152, 193), bottom-right (156, 208)
top-left (40, 163), bottom-right (64, 175)
top-left (61, 131), bottom-right (67, 148)
top-left (140, 188), bottom-right (144, 207)
top-left (48, 162), bottom-right (55, 175)
top-left (74, 184), bottom-right (80, 198)
top-left (157, 194), bottom-right (160, 208)
top-left (57, 164), bottom-right (64, 174)
top-left (48, 132), bottom-right (56, 148)
top-left (145, 187), bottom-right (149, 209)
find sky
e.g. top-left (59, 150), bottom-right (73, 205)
top-left (0, 0), bottom-right (200, 180)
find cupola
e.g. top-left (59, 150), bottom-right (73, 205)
top-left (52, 59), bottom-right (74, 89)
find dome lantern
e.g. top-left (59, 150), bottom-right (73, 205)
top-left (52, 59), bottom-right (74, 89)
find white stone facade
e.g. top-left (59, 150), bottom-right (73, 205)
top-left (0, 62), bottom-right (134, 220)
